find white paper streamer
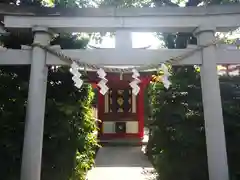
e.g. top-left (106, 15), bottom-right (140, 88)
top-left (97, 68), bottom-right (109, 95)
top-left (130, 69), bottom-right (141, 95)
top-left (69, 62), bottom-right (83, 89)
top-left (161, 64), bottom-right (171, 89)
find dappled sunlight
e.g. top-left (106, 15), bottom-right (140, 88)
top-left (87, 167), bottom-right (156, 180)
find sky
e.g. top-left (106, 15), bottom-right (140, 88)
top-left (89, 31), bottom-right (240, 49)
top-left (89, 32), bottom-right (162, 49)
top-left (87, 30), bottom-right (240, 74)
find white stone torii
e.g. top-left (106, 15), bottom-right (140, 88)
top-left (0, 44), bottom-right (239, 65)
top-left (2, 4), bottom-right (240, 180)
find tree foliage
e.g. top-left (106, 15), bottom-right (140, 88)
top-left (143, 0), bottom-right (240, 178)
top-left (146, 66), bottom-right (208, 180)
top-left (0, 65), bottom-right (98, 180)
top-left (0, 1), bottom-right (98, 180)
top-left (147, 68), bottom-right (240, 180)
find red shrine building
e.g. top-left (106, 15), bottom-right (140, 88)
top-left (90, 72), bottom-right (152, 144)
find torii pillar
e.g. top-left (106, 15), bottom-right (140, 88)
top-left (195, 26), bottom-right (229, 180)
top-left (20, 27), bottom-right (51, 180)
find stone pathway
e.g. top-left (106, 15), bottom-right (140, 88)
top-left (87, 146), bottom-right (156, 180)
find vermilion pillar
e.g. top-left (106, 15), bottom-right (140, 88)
top-left (137, 82), bottom-right (144, 138)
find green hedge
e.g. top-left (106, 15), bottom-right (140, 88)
top-left (147, 66), bottom-right (240, 180)
top-left (0, 66), bottom-right (98, 180)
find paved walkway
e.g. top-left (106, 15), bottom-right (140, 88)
top-left (87, 146), bottom-right (156, 180)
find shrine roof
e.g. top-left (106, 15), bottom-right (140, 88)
top-left (1, 3), bottom-right (240, 17)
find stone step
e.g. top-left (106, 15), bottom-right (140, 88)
top-left (99, 138), bottom-right (148, 146)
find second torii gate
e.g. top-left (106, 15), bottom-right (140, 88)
top-left (1, 3), bottom-right (240, 180)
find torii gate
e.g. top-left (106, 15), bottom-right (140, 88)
top-left (1, 3), bottom-right (240, 180)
